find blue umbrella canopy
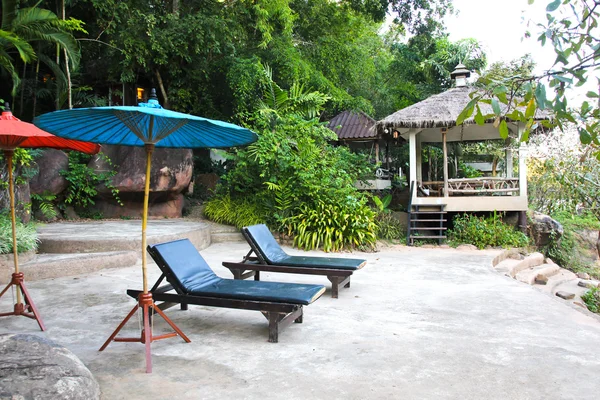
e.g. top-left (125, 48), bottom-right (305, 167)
top-left (34, 101), bottom-right (257, 148)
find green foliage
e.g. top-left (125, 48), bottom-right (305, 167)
top-left (0, 212), bottom-right (38, 254)
top-left (30, 192), bottom-right (57, 220)
top-left (284, 198), bottom-right (377, 252)
top-left (541, 211), bottom-right (600, 279)
top-left (60, 152), bottom-right (121, 210)
top-left (448, 213), bottom-right (529, 249)
top-left (203, 195), bottom-right (266, 229)
top-left (582, 287), bottom-right (600, 314)
top-left (375, 213), bottom-right (404, 241)
top-left (372, 194), bottom-right (392, 213)
top-left (209, 66), bottom-right (376, 250)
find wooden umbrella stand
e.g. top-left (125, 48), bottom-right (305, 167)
top-left (0, 272), bottom-right (45, 331)
top-left (0, 150), bottom-right (45, 331)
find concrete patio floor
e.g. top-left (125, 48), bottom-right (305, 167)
top-left (1, 242), bottom-right (599, 400)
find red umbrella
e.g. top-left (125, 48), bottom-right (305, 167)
top-left (0, 103), bottom-right (100, 330)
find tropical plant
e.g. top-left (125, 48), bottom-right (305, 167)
top-left (448, 212), bottom-right (529, 249)
top-left (0, 212), bottom-right (39, 254)
top-left (30, 192), bottom-right (57, 220)
top-left (60, 151), bottom-right (121, 210)
top-left (0, 0), bottom-right (82, 95)
top-left (582, 287), bottom-right (600, 313)
top-left (203, 194), bottom-right (266, 229)
top-left (284, 197), bottom-right (377, 252)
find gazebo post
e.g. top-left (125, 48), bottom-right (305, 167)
top-left (505, 138), bottom-right (514, 178)
top-left (442, 128), bottom-right (449, 198)
top-left (415, 135), bottom-right (422, 183)
top-left (409, 132), bottom-right (417, 197)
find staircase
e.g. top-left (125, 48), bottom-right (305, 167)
top-left (407, 204), bottom-right (447, 246)
top-left (406, 182), bottom-right (447, 246)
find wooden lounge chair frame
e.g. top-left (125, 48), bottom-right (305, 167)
top-left (134, 244), bottom-right (315, 343)
top-left (222, 227), bottom-right (365, 298)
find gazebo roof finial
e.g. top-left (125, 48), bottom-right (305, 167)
top-left (450, 63), bottom-right (471, 87)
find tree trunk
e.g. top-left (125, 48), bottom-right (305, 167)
top-left (155, 69), bottom-right (169, 108)
top-left (32, 59), bottom-right (40, 117)
top-left (18, 63), bottom-right (26, 117)
top-left (491, 157), bottom-right (498, 177)
top-left (62, 1), bottom-right (72, 109)
top-left (596, 230), bottom-right (600, 258)
top-left (172, 0), bottom-right (180, 17)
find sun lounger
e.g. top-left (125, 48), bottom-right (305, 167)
top-left (222, 224), bottom-right (367, 298)
top-left (127, 238), bottom-right (325, 343)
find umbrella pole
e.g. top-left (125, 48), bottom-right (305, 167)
top-left (0, 150), bottom-right (45, 331)
top-left (99, 143), bottom-right (190, 373)
top-left (141, 143), bottom-right (153, 294)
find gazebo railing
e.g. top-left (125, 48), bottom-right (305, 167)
top-left (421, 178), bottom-right (520, 197)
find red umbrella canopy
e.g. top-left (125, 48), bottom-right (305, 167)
top-left (0, 104), bottom-right (100, 154)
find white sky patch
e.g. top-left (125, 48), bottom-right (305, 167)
top-left (445, 0), bottom-right (597, 105)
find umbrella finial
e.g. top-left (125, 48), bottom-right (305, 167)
top-left (139, 88), bottom-right (162, 109)
top-left (4, 102), bottom-right (11, 111)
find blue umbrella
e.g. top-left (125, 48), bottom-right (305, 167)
top-left (35, 90), bottom-right (257, 373)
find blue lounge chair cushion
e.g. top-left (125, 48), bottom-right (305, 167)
top-left (149, 239), bottom-right (325, 305)
top-left (244, 224), bottom-right (366, 270)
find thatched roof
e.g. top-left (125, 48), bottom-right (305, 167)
top-left (376, 86), bottom-right (552, 133)
top-left (328, 111), bottom-right (377, 140)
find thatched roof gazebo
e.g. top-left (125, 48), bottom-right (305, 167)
top-left (375, 64), bottom-right (551, 243)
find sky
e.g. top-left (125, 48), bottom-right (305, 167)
top-left (445, 0), bottom-right (553, 73)
top-left (444, 0), bottom-right (596, 104)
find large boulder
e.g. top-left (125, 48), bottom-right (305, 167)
top-left (92, 145), bottom-right (192, 194)
top-left (88, 145), bottom-right (192, 218)
top-left (529, 211), bottom-right (563, 247)
top-left (29, 149), bottom-right (69, 196)
top-left (0, 333), bottom-right (100, 400)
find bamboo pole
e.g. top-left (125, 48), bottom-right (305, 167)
top-left (6, 150), bottom-right (21, 304)
top-left (141, 141), bottom-right (154, 294)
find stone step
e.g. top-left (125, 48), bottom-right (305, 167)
top-left (508, 252), bottom-right (545, 278)
top-left (494, 258), bottom-right (521, 275)
top-left (211, 232), bottom-right (245, 243)
top-left (545, 269), bottom-right (579, 294)
top-left (551, 279), bottom-right (591, 310)
top-left (37, 220), bottom-right (211, 254)
top-left (515, 263), bottom-right (561, 285)
top-left (209, 223), bottom-right (240, 234)
top-left (0, 251), bottom-right (138, 282)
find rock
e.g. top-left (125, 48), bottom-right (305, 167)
top-left (64, 206), bottom-right (79, 220)
top-left (93, 193), bottom-right (184, 219)
top-left (529, 211), bottom-right (563, 247)
top-left (534, 275), bottom-right (548, 285)
top-left (29, 149), bottom-right (69, 195)
top-left (0, 333), bottom-right (100, 400)
top-left (577, 272), bottom-right (591, 280)
top-left (85, 145), bottom-right (192, 218)
top-left (556, 291), bottom-right (575, 300)
top-left (456, 244), bottom-right (478, 251)
top-left (92, 145), bottom-right (192, 194)
top-left (578, 279), bottom-right (599, 289)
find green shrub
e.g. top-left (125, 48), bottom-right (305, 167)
top-left (60, 152), bottom-right (121, 210)
top-left (375, 213), bottom-right (404, 241)
top-left (582, 287), bottom-right (600, 313)
top-left (448, 212), bottom-right (529, 249)
top-left (204, 195), bottom-right (266, 228)
top-left (0, 213), bottom-right (39, 254)
top-left (284, 198), bottom-right (377, 252)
